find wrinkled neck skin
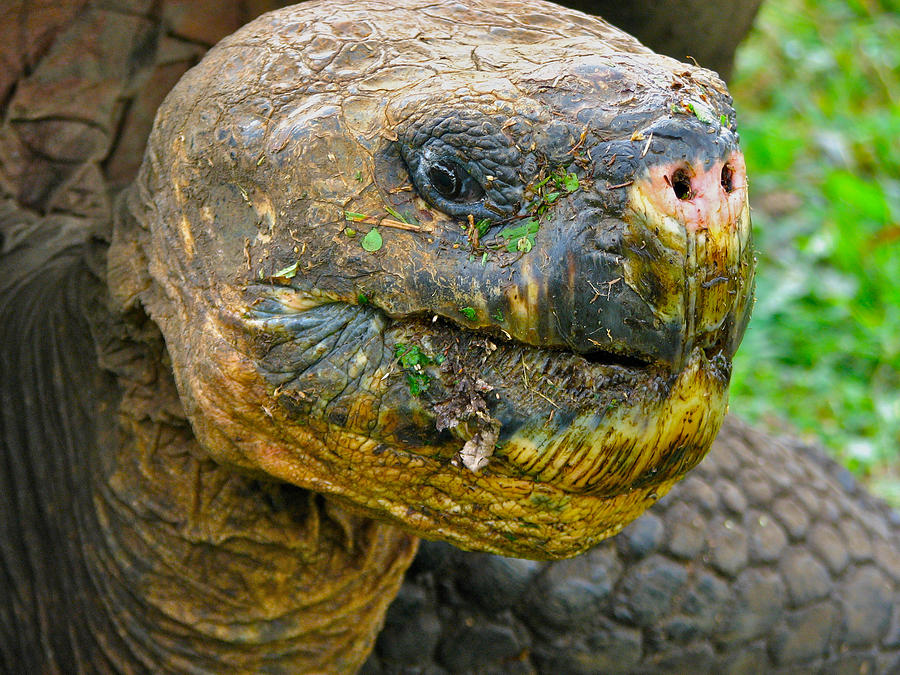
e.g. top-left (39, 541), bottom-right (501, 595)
top-left (94, 398), bottom-right (416, 673)
top-left (93, 366), bottom-right (417, 673)
top-left (0, 215), bottom-right (417, 673)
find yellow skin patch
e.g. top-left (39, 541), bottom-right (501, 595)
top-left (627, 151), bottom-right (754, 339)
top-left (115, 0), bottom-right (755, 560)
top-left (502, 352), bottom-right (726, 493)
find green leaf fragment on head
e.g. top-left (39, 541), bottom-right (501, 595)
top-left (355, 170), bottom-right (363, 181)
top-left (384, 205), bottom-right (409, 224)
top-left (361, 228), bottom-right (383, 252)
top-left (534, 174), bottom-right (553, 190)
top-left (500, 220), bottom-right (540, 252)
top-left (407, 375), bottom-right (426, 396)
top-left (344, 227), bottom-right (357, 237)
top-left (273, 262), bottom-right (299, 279)
top-left (357, 294), bottom-right (369, 304)
top-left (720, 114), bottom-right (728, 127)
top-left (475, 218), bottom-right (492, 236)
top-left (460, 306), bottom-right (476, 321)
top-left (499, 220), bottom-right (540, 239)
top-left (686, 100), bottom-right (715, 124)
top-left (563, 173), bottom-right (579, 191)
top-left (396, 344), bottom-right (426, 367)
top-left (394, 344), bottom-right (439, 397)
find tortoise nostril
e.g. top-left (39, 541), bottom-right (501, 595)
top-left (721, 163), bottom-right (735, 193)
top-left (671, 168), bottom-right (693, 200)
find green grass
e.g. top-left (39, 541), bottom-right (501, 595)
top-left (728, 0), bottom-right (900, 503)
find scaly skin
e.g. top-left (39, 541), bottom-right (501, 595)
top-left (366, 417), bottom-right (900, 673)
top-left (110, 0), bottom-right (752, 561)
top-left (11, 1), bottom-right (890, 674)
top-left (0, 201), bottom-right (417, 673)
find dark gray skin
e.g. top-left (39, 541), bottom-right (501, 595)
top-left (1, 1), bottom-right (897, 673)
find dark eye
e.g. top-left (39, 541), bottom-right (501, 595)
top-left (404, 148), bottom-right (493, 218)
top-left (422, 157), bottom-right (484, 204)
top-left (428, 160), bottom-right (462, 199)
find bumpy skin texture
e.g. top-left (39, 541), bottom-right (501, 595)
top-left (1, 1), bottom-right (895, 674)
top-left (112, 0), bottom-right (753, 561)
top-left (364, 417), bottom-right (900, 674)
top-left (0, 203), bottom-right (418, 674)
top-left (1, 2), bottom-right (420, 672)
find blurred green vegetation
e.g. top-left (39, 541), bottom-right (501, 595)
top-left (729, 0), bottom-right (900, 504)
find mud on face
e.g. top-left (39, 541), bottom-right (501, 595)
top-left (114, 0), bottom-right (754, 559)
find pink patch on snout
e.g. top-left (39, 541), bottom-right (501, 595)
top-left (641, 151), bottom-right (748, 233)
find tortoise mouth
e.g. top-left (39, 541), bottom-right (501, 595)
top-left (171, 261), bottom-right (734, 560)
top-left (235, 286), bottom-right (731, 556)
top-left (580, 348), bottom-right (652, 369)
top-left (385, 310), bottom-right (731, 495)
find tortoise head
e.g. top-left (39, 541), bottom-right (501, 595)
top-left (111, 0), bottom-right (753, 559)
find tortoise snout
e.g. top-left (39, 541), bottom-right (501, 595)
top-left (497, 123), bottom-right (754, 372)
top-left (614, 123), bottom-right (754, 370)
top-left (642, 151), bottom-right (749, 236)
top-left (529, 122), bottom-right (754, 371)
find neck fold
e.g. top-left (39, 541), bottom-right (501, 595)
top-left (1, 228), bottom-right (417, 673)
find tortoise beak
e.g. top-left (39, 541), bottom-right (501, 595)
top-left (498, 117), bottom-right (754, 374)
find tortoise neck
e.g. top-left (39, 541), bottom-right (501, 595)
top-left (94, 411), bottom-right (417, 673)
top-left (0, 232), bottom-right (417, 673)
top-left (90, 269), bottom-right (419, 673)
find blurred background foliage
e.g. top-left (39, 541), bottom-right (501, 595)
top-left (728, 0), bottom-right (900, 504)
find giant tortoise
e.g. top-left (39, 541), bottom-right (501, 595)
top-left (1, 0), bottom-right (897, 673)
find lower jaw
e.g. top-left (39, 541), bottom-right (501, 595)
top-left (266, 355), bottom-right (727, 559)
top-left (361, 320), bottom-right (730, 558)
top-left (493, 345), bottom-right (730, 495)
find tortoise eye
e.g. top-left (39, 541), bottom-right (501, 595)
top-left (407, 151), bottom-right (488, 217)
top-left (427, 160), bottom-right (462, 199)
